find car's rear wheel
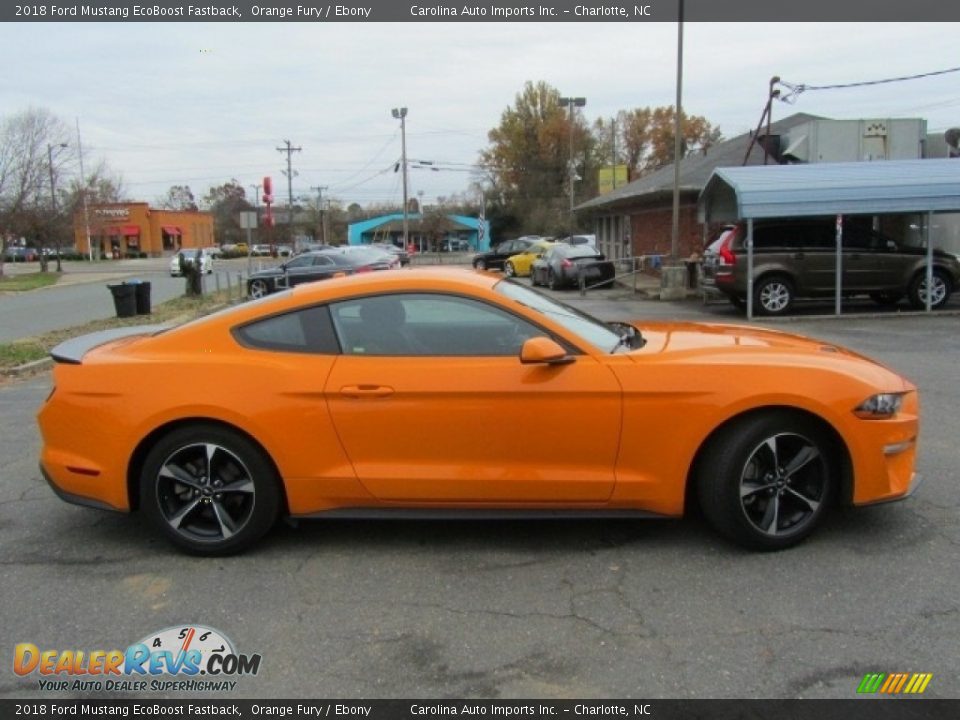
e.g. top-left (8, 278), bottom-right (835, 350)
top-left (696, 411), bottom-right (835, 551)
top-left (473, 258), bottom-right (487, 270)
top-left (504, 261), bottom-right (516, 278)
top-left (248, 279), bottom-right (270, 299)
top-left (754, 275), bottom-right (794, 316)
top-left (140, 425), bottom-right (281, 555)
top-left (908, 269), bottom-right (951, 310)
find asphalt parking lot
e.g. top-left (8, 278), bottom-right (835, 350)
top-left (1, 288), bottom-right (957, 700)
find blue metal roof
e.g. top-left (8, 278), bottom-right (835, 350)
top-left (698, 158), bottom-right (960, 222)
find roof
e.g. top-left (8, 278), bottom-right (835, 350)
top-left (698, 158), bottom-right (960, 222)
top-left (576, 112), bottom-right (823, 213)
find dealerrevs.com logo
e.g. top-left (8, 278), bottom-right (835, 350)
top-left (14, 625), bottom-right (261, 693)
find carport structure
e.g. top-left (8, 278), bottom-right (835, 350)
top-left (698, 158), bottom-right (960, 318)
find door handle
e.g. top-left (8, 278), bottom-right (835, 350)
top-left (340, 384), bottom-right (394, 398)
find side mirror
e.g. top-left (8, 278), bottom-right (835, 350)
top-left (520, 337), bottom-right (574, 365)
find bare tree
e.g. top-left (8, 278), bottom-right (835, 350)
top-left (0, 107), bottom-right (71, 275)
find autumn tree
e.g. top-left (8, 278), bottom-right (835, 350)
top-left (202, 180), bottom-right (252, 246)
top-left (616, 106), bottom-right (722, 177)
top-left (479, 81), bottom-right (595, 238)
top-left (158, 185), bottom-right (198, 212)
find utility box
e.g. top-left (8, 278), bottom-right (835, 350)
top-left (781, 119), bottom-right (927, 163)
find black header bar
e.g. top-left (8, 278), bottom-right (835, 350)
top-left (3, 0), bottom-right (960, 23)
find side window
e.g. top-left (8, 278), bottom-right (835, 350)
top-left (234, 305), bottom-right (339, 354)
top-left (330, 293), bottom-right (543, 356)
top-left (313, 255), bottom-right (334, 266)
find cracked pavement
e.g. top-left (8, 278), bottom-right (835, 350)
top-left (1, 296), bottom-right (957, 699)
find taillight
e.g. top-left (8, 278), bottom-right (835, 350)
top-left (718, 230), bottom-right (737, 266)
top-left (355, 265), bottom-right (373, 273)
top-left (561, 259), bottom-right (573, 269)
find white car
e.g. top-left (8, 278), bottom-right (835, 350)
top-left (170, 249), bottom-right (214, 276)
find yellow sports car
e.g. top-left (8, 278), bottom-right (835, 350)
top-left (504, 240), bottom-right (555, 278)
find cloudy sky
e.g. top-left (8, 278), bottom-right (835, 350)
top-left (3, 21), bottom-right (958, 210)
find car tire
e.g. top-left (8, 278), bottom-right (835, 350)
top-left (548, 270), bottom-right (560, 291)
top-left (140, 424), bottom-right (281, 556)
top-left (754, 275), bottom-right (795, 316)
top-left (474, 258), bottom-right (487, 270)
top-left (908, 269), bottom-right (951, 310)
top-left (696, 411), bottom-right (835, 551)
top-left (248, 279), bottom-right (271, 299)
top-left (504, 261), bottom-right (516, 278)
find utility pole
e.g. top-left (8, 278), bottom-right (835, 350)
top-left (611, 116), bottom-right (618, 190)
top-left (47, 142), bottom-right (68, 272)
top-left (670, 0), bottom-right (684, 263)
top-left (311, 185), bottom-right (328, 244)
top-left (277, 139), bottom-right (301, 252)
top-left (76, 119), bottom-right (93, 262)
top-left (559, 96), bottom-right (586, 235)
top-left (391, 107), bottom-right (409, 250)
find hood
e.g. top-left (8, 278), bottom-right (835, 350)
top-left (628, 320), bottom-right (910, 389)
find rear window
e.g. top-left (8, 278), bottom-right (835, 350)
top-left (707, 227), bottom-right (737, 253)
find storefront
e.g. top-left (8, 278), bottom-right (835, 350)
top-left (74, 203), bottom-right (215, 258)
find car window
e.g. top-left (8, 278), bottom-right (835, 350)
top-left (330, 293), bottom-right (542, 356)
top-left (234, 305), bottom-right (340, 354)
top-left (313, 255), bottom-right (334, 266)
top-left (286, 256), bottom-right (314, 269)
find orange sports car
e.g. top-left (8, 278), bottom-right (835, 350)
top-left (37, 268), bottom-right (920, 555)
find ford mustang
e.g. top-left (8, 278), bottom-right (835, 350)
top-left (37, 268), bottom-right (920, 555)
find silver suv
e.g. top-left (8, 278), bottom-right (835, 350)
top-left (701, 218), bottom-right (960, 315)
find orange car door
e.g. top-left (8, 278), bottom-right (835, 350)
top-left (323, 293), bottom-right (622, 503)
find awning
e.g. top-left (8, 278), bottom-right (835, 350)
top-left (103, 225), bottom-right (140, 236)
top-left (161, 225), bottom-right (182, 235)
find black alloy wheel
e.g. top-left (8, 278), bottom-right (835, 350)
top-left (696, 411), bottom-right (835, 550)
top-left (140, 425), bottom-right (281, 555)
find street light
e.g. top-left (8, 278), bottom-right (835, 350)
top-left (47, 142), bottom-right (68, 272)
top-left (391, 107), bottom-right (409, 250)
top-left (559, 97), bottom-right (586, 228)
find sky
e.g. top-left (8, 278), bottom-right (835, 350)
top-left (3, 21), bottom-right (959, 211)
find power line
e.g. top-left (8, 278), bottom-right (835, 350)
top-left (778, 65), bottom-right (960, 103)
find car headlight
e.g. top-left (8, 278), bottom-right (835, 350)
top-left (854, 393), bottom-right (904, 419)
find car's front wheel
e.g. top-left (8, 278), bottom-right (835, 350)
top-left (754, 275), bottom-right (794, 316)
top-left (504, 261), bottom-right (516, 278)
top-left (908, 269), bottom-right (951, 310)
top-left (140, 424), bottom-right (281, 555)
top-left (248, 279), bottom-right (271, 299)
top-left (696, 411), bottom-right (835, 551)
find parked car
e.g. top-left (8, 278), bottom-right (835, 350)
top-left (246, 248), bottom-right (398, 298)
top-left (441, 239), bottom-right (472, 252)
top-left (39, 268), bottom-right (920, 555)
top-left (170, 248), bottom-right (214, 276)
top-left (472, 236), bottom-right (541, 271)
top-left (251, 244), bottom-right (274, 257)
top-left (701, 218), bottom-right (960, 315)
top-left (530, 244), bottom-right (616, 290)
top-left (557, 234), bottom-right (597, 247)
top-left (369, 242), bottom-right (410, 266)
top-left (3, 247), bottom-right (39, 262)
top-left (504, 240), bottom-right (556, 278)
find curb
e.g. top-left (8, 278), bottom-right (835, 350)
top-left (3, 356), bottom-right (53, 377)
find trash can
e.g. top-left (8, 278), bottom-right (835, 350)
top-left (107, 283), bottom-right (137, 318)
top-left (127, 280), bottom-right (152, 315)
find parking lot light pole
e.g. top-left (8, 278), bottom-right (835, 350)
top-left (559, 97), bottom-right (586, 232)
top-left (47, 142), bottom-right (68, 272)
top-left (392, 107), bottom-right (409, 250)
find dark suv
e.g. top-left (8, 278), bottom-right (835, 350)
top-left (701, 218), bottom-right (960, 315)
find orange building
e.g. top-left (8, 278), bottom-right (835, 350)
top-left (73, 202), bottom-right (215, 258)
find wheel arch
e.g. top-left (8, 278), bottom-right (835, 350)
top-left (126, 417), bottom-right (289, 514)
top-left (684, 404), bottom-right (854, 514)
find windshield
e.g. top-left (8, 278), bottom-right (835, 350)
top-left (494, 279), bottom-right (623, 352)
